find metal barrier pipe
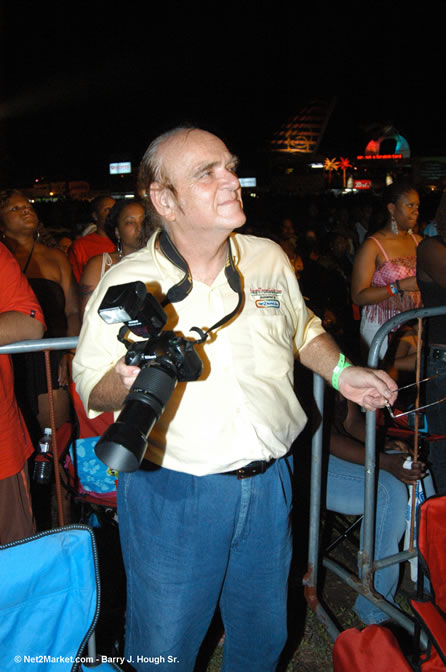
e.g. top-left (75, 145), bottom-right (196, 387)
top-left (322, 556), bottom-right (418, 634)
top-left (373, 550), bottom-right (415, 571)
top-left (303, 373), bottom-right (341, 641)
top-left (305, 304), bottom-right (446, 644)
top-left (362, 306), bottom-right (446, 603)
top-left (0, 337), bottom-right (78, 355)
top-left (306, 373), bottom-right (325, 591)
top-left (362, 409), bottom-right (377, 587)
top-left (0, 336), bottom-right (80, 531)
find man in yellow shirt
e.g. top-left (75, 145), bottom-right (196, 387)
top-left (74, 126), bottom-right (397, 672)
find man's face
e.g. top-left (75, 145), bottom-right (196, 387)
top-left (93, 197), bottom-right (116, 230)
top-left (158, 130), bottom-right (246, 238)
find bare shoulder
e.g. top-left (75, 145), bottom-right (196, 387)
top-left (34, 242), bottom-right (69, 270)
top-left (356, 236), bottom-right (380, 261)
top-left (47, 245), bottom-right (74, 273)
top-left (83, 253), bottom-right (104, 273)
top-left (79, 254), bottom-right (105, 289)
top-left (48, 245), bottom-right (69, 261)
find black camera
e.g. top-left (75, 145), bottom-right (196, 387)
top-left (94, 282), bottom-right (203, 472)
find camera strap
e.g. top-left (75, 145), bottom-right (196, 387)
top-left (158, 230), bottom-right (244, 343)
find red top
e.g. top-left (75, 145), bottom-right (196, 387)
top-left (68, 232), bottom-right (116, 282)
top-left (0, 244), bottom-right (46, 479)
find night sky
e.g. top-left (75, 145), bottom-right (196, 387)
top-left (1, 1), bottom-right (444, 187)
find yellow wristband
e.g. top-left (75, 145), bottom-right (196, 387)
top-left (332, 353), bottom-right (352, 391)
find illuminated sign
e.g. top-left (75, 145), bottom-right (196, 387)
top-left (354, 180), bottom-right (372, 191)
top-left (364, 131), bottom-right (410, 158)
top-left (271, 98), bottom-right (337, 155)
top-left (109, 162), bottom-right (132, 175)
top-left (239, 177), bottom-right (256, 187)
top-left (356, 154), bottom-right (403, 161)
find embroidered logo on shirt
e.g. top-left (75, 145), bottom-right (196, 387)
top-left (256, 299), bottom-right (280, 308)
top-left (250, 287), bottom-right (282, 309)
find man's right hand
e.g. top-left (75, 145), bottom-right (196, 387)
top-left (88, 356), bottom-right (140, 413)
top-left (115, 357), bottom-right (140, 390)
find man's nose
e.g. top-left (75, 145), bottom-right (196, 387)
top-left (222, 169), bottom-right (240, 189)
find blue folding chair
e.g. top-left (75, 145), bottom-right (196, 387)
top-left (0, 525), bottom-right (124, 672)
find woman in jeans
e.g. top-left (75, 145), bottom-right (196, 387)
top-left (326, 395), bottom-right (425, 624)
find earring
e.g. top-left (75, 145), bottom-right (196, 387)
top-left (116, 237), bottom-right (122, 257)
top-left (391, 216), bottom-right (399, 235)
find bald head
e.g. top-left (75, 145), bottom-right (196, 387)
top-left (138, 126), bottom-right (243, 230)
top-left (137, 126), bottom-right (245, 241)
top-left (138, 126), bottom-right (197, 197)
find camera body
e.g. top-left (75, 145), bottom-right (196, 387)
top-left (125, 330), bottom-right (202, 383)
top-left (94, 281), bottom-right (202, 472)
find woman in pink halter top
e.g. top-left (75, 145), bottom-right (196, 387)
top-left (351, 181), bottom-right (423, 360)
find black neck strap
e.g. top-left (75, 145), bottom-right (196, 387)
top-left (158, 229), bottom-right (244, 343)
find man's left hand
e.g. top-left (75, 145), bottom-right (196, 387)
top-left (338, 366), bottom-right (398, 411)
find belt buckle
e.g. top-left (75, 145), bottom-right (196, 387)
top-left (235, 460), bottom-right (272, 479)
top-left (237, 466), bottom-right (253, 480)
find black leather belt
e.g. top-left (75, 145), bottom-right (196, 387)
top-left (428, 346), bottom-right (446, 363)
top-left (220, 459), bottom-right (276, 480)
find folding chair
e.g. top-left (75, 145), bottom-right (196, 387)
top-left (0, 525), bottom-right (124, 672)
top-left (332, 624), bottom-right (413, 672)
top-left (410, 495), bottom-right (446, 670)
top-left (59, 383), bottom-right (117, 517)
top-left (331, 496), bottom-right (446, 671)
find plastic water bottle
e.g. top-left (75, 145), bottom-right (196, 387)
top-left (33, 428), bottom-right (53, 485)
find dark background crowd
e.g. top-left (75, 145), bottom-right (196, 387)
top-left (19, 184), bottom-right (445, 374)
top-left (1, 181), bottom-right (444, 665)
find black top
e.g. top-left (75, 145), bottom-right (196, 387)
top-left (28, 277), bottom-right (67, 338)
top-left (417, 235), bottom-right (446, 346)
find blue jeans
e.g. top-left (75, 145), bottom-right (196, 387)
top-left (326, 455), bottom-right (408, 624)
top-left (117, 458), bottom-right (293, 671)
top-left (424, 351), bottom-right (446, 494)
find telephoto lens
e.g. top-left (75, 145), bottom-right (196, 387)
top-left (95, 361), bottom-right (178, 472)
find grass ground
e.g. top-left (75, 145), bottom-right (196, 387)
top-left (202, 515), bottom-right (417, 671)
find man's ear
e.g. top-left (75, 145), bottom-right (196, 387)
top-left (149, 183), bottom-right (177, 222)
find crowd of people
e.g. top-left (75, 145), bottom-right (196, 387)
top-left (0, 129), bottom-right (445, 670)
top-left (0, 190), bottom-right (153, 533)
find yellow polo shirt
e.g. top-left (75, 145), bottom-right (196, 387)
top-left (73, 231), bottom-right (325, 475)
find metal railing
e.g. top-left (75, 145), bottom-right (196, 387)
top-left (304, 305), bottom-right (446, 645)
top-left (4, 309), bottom-right (446, 644)
top-left (0, 337), bottom-right (78, 356)
top-left (0, 337), bottom-right (79, 528)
